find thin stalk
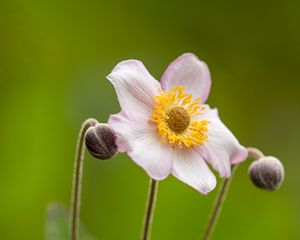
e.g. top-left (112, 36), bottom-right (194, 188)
top-left (247, 147), bottom-right (264, 160)
top-left (202, 146), bottom-right (265, 240)
top-left (141, 178), bottom-right (159, 240)
top-left (202, 165), bottom-right (238, 240)
top-left (70, 118), bottom-right (98, 240)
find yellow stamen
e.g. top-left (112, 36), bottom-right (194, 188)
top-left (149, 86), bottom-right (209, 148)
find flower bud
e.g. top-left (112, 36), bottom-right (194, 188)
top-left (248, 156), bottom-right (284, 191)
top-left (85, 123), bottom-right (118, 160)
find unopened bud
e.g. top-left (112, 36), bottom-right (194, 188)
top-left (85, 123), bottom-right (118, 160)
top-left (249, 156), bottom-right (284, 191)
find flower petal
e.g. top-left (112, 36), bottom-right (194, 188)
top-left (108, 111), bottom-right (174, 180)
top-left (161, 53), bottom-right (211, 102)
top-left (172, 149), bottom-right (216, 194)
top-left (107, 60), bottom-right (161, 118)
top-left (196, 105), bottom-right (248, 178)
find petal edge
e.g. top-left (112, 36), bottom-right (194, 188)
top-left (172, 149), bottom-right (217, 194)
top-left (107, 59), bottom-right (161, 118)
top-left (161, 53), bottom-right (211, 102)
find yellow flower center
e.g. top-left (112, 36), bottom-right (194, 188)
top-left (149, 86), bottom-right (209, 148)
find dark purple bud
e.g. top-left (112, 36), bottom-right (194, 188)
top-left (249, 156), bottom-right (284, 191)
top-left (85, 123), bottom-right (118, 160)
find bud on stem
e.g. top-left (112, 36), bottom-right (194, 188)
top-left (70, 119), bottom-right (118, 240)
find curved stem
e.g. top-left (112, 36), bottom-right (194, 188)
top-left (247, 147), bottom-right (264, 160)
top-left (141, 178), bottom-right (159, 240)
top-left (70, 118), bottom-right (98, 240)
top-left (202, 165), bottom-right (238, 240)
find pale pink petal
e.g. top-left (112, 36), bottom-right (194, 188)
top-left (172, 149), bottom-right (216, 194)
top-left (161, 53), bottom-right (211, 102)
top-left (108, 111), bottom-right (173, 180)
top-left (107, 60), bottom-right (161, 118)
top-left (196, 105), bottom-right (248, 178)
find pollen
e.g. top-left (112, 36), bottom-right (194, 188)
top-left (149, 86), bottom-right (209, 148)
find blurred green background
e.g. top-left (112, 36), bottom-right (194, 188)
top-left (0, 0), bottom-right (299, 239)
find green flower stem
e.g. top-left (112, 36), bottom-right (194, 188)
top-left (202, 165), bottom-right (238, 240)
top-left (202, 146), bottom-right (264, 240)
top-left (141, 178), bottom-right (159, 240)
top-left (70, 118), bottom-right (98, 240)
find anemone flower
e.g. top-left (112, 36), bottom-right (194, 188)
top-left (107, 53), bottom-right (248, 194)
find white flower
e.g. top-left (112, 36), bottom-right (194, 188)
top-left (107, 53), bottom-right (248, 194)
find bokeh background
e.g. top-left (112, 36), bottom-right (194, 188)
top-left (0, 0), bottom-right (299, 239)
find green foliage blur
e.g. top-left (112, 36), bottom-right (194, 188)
top-left (0, 0), bottom-right (299, 239)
